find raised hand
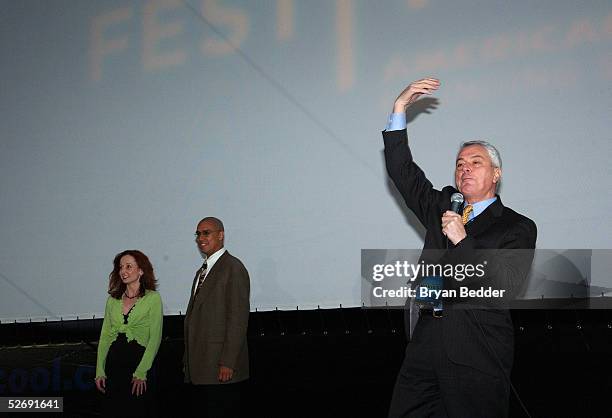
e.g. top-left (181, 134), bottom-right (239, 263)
top-left (393, 77), bottom-right (440, 114)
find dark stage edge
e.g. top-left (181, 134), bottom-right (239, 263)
top-left (1, 307), bottom-right (612, 417)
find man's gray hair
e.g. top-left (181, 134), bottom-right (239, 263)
top-left (460, 140), bottom-right (502, 169)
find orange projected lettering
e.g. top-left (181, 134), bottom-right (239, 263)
top-left (90, 7), bottom-right (133, 82)
top-left (143, 0), bottom-right (187, 71)
top-left (199, 0), bottom-right (249, 55)
top-left (277, 0), bottom-right (294, 41)
top-left (336, 0), bottom-right (354, 91)
top-left (383, 14), bottom-right (612, 82)
top-left (89, 1), bottom-right (356, 91)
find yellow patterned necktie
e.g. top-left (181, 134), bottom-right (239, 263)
top-left (462, 205), bottom-right (473, 225)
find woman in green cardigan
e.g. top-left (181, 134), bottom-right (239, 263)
top-left (95, 250), bottom-right (163, 416)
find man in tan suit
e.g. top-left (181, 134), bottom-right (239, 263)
top-left (184, 217), bottom-right (250, 417)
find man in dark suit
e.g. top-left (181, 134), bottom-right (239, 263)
top-left (384, 78), bottom-right (536, 418)
top-left (184, 217), bottom-right (250, 418)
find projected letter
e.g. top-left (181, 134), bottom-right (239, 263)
top-left (143, 0), bottom-right (186, 71)
top-left (277, 0), bottom-right (294, 41)
top-left (200, 0), bottom-right (249, 55)
top-left (90, 7), bottom-right (133, 82)
top-left (336, 0), bottom-right (354, 91)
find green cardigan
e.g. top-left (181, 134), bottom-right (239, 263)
top-left (95, 290), bottom-right (163, 380)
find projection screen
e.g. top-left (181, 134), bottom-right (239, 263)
top-left (1, 0), bottom-right (611, 321)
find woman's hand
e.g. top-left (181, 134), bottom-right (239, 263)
top-left (131, 377), bottom-right (147, 396)
top-left (95, 377), bottom-right (106, 394)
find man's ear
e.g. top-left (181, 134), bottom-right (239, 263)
top-left (493, 168), bottom-right (501, 183)
top-left (219, 230), bottom-right (225, 242)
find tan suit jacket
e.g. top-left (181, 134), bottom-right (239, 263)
top-left (184, 251), bottom-right (250, 384)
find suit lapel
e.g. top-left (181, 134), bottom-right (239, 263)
top-left (194, 251), bottom-right (229, 301)
top-left (465, 195), bottom-right (504, 237)
top-left (185, 270), bottom-right (201, 316)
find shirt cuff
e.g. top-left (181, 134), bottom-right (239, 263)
top-left (385, 112), bottom-right (407, 131)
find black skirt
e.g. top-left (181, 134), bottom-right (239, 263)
top-left (104, 333), bottom-right (156, 417)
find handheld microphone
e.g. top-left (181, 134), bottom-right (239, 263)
top-left (450, 193), bottom-right (464, 214)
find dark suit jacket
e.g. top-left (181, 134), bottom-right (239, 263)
top-left (383, 129), bottom-right (537, 378)
top-left (184, 251), bottom-right (250, 384)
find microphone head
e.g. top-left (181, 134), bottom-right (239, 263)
top-left (450, 193), bottom-right (464, 214)
top-left (450, 193), bottom-right (464, 205)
